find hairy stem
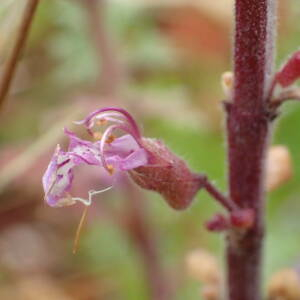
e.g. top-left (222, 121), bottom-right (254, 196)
top-left (271, 88), bottom-right (300, 108)
top-left (226, 1), bottom-right (277, 299)
top-left (202, 177), bottom-right (237, 212)
top-left (0, 0), bottom-right (39, 109)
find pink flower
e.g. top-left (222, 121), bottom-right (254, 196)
top-left (43, 107), bottom-right (203, 209)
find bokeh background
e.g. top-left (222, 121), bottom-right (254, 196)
top-left (0, 0), bottom-right (300, 299)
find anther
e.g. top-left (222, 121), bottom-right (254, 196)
top-left (107, 164), bottom-right (115, 175)
top-left (105, 134), bottom-right (116, 144)
top-left (96, 118), bottom-right (107, 126)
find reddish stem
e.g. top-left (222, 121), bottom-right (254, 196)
top-left (124, 184), bottom-right (173, 300)
top-left (271, 88), bottom-right (300, 108)
top-left (202, 177), bottom-right (237, 212)
top-left (226, 1), bottom-right (276, 299)
top-left (81, 0), bottom-right (124, 96)
top-left (0, 0), bottom-right (39, 109)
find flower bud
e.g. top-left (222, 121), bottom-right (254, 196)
top-left (129, 138), bottom-right (204, 210)
top-left (266, 145), bottom-right (293, 192)
top-left (230, 209), bottom-right (254, 229)
top-left (185, 249), bottom-right (220, 284)
top-left (205, 214), bottom-right (229, 232)
top-left (276, 51), bottom-right (300, 87)
top-left (201, 284), bottom-right (220, 300)
top-left (267, 269), bottom-right (300, 300)
top-left (221, 71), bottom-right (234, 99)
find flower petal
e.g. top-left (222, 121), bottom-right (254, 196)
top-left (65, 129), bottom-right (102, 165)
top-left (105, 134), bottom-right (140, 157)
top-left (43, 142), bottom-right (103, 207)
top-left (106, 148), bottom-right (148, 171)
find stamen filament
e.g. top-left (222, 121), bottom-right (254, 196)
top-left (72, 186), bottom-right (113, 253)
top-left (76, 107), bottom-right (142, 139)
top-left (72, 186), bottom-right (113, 206)
top-left (73, 206), bottom-right (89, 254)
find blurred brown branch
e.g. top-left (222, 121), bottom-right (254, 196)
top-left (0, 0), bottom-right (39, 110)
top-left (80, 0), bottom-right (125, 96)
top-left (124, 184), bottom-right (174, 300)
top-left (89, 182), bottom-right (174, 300)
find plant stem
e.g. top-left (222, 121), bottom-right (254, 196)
top-left (0, 0), bottom-right (39, 109)
top-left (271, 88), bottom-right (300, 108)
top-left (225, 1), bottom-right (277, 299)
top-left (202, 177), bottom-right (237, 212)
top-left (81, 0), bottom-right (124, 96)
top-left (124, 184), bottom-right (173, 300)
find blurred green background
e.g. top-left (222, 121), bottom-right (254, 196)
top-left (0, 0), bottom-right (299, 299)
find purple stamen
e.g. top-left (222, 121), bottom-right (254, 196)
top-left (76, 107), bottom-right (142, 138)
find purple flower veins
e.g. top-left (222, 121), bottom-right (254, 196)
top-left (43, 107), bottom-right (149, 207)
